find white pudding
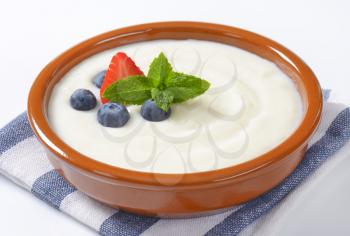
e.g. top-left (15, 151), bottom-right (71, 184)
top-left (48, 39), bottom-right (304, 174)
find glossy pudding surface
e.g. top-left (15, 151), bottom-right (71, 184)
top-left (48, 39), bottom-right (304, 173)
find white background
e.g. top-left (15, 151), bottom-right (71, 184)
top-left (0, 0), bottom-right (349, 235)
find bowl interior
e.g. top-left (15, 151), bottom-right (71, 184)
top-left (28, 22), bottom-right (323, 186)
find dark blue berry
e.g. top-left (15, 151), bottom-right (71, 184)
top-left (97, 103), bottom-right (130, 127)
top-left (93, 70), bottom-right (107, 88)
top-left (140, 100), bottom-right (171, 122)
top-left (70, 89), bottom-right (97, 111)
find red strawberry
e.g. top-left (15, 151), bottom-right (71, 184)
top-left (100, 52), bottom-right (144, 103)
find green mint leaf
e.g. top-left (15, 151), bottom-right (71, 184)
top-left (164, 72), bottom-right (210, 103)
top-left (151, 88), bottom-right (174, 112)
top-left (103, 75), bottom-right (152, 105)
top-left (147, 52), bottom-right (172, 89)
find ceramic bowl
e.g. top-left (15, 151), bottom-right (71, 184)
top-left (27, 22), bottom-right (322, 217)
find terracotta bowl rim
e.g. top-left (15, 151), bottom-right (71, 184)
top-left (27, 21), bottom-right (323, 186)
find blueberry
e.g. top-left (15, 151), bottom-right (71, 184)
top-left (93, 70), bottom-right (106, 88)
top-left (140, 100), bottom-right (171, 122)
top-left (70, 89), bottom-right (97, 111)
top-left (97, 103), bottom-right (130, 127)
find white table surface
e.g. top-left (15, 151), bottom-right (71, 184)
top-left (0, 0), bottom-right (349, 235)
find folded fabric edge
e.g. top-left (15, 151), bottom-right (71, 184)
top-left (2, 101), bottom-right (350, 236)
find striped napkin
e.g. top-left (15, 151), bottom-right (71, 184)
top-left (1, 94), bottom-right (350, 236)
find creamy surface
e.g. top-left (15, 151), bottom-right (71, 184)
top-left (48, 39), bottom-right (304, 174)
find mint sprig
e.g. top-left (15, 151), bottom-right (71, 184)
top-left (103, 75), bottom-right (152, 105)
top-left (103, 52), bottom-right (210, 111)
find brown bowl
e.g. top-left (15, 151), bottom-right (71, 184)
top-left (27, 21), bottom-right (322, 217)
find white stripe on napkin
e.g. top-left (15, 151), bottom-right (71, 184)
top-left (60, 191), bottom-right (117, 231)
top-left (0, 136), bottom-right (53, 190)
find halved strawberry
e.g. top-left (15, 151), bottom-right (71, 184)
top-left (100, 52), bottom-right (144, 103)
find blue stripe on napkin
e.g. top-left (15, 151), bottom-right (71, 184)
top-left (323, 89), bottom-right (331, 101)
top-left (31, 170), bottom-right (76, 209)
top-left (205, 107), bottom-right (350, 236)
top-left (100, 211), bottom-right (159, 236)
top-left (0, 112), bottom-right (34, 155)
